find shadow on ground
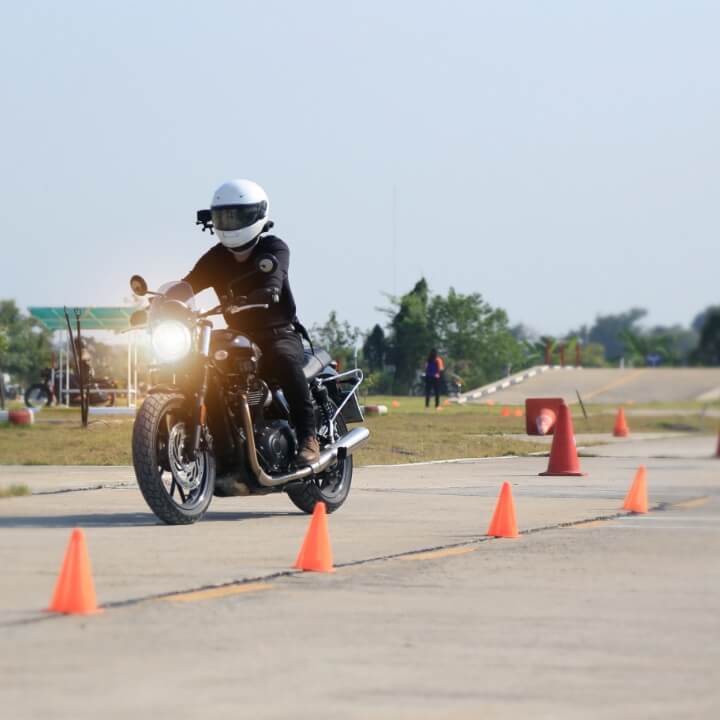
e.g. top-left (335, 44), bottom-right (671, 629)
top-left (0, 510), bottom-right (296, 529)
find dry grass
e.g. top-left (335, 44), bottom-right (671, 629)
top-left (0, 483), bottom-right (31, 498)
top-left (0, 419), bottom-right (133, 465)
top-left (0, 396), bottom-right (715, 467)
top-left (355, 412), bottom-right (546, 465)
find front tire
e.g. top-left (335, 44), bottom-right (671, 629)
top-left (132, 393), bottom-right (215, 525)
top-left (25, 384), bottom-right (51, 408)
top-left (286, 400), bottom-right (353, 514)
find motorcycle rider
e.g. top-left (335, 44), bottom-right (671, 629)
top-left (182, 179), bottom-right (320, 465)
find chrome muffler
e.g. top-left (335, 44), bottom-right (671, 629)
top-left (239, 397), bottom-right (370, 488)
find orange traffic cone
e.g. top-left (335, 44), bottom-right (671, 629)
top-left (501, 407), bottom-right (511, 417)
top-left (623, 465), bottom-right (648, 513)
top-left (613, 407), bottom-right (630, 437)
top-left (513, 408), bottom-right (524, 418)
top-left (536, 408), bottom-right (557, 435)
top-left (540, 403), bottom-right (585, 476)
top-left (294, 502), bottom-right (334, 572)
top-left (391, 400), bottom-right (400, 409)
top-left (487, 482), bottom-right (519, 538)
top-left (48, 529), bottom-right (102, 615)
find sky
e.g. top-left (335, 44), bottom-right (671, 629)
top-left (2, 1), bottom-right (718, 339)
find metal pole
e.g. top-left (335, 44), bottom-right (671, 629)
top-left (127, 335), bottom-right (132, 408)
top-left (65, 331), bottom-right (70, 406)
top-left (74, 308), bottom-right (87, 427)
top-left (576, 389), bottom-right (589, 422)
top-left (392, 185), bottom-right (397, 297)
top-left (133, 333), bottom-right (138, 409)
top-left (58, 346), bottom-right (62, 406)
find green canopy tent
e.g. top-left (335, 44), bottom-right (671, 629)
top-left (29, 307), bottom-right (140, 409)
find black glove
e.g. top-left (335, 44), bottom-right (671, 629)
top-left (247, 288), bottom-right (280, 304)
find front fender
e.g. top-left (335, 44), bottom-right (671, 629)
top-left (147, 384), bottom-right (184, 395)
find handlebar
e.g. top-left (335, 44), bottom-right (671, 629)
top-left (198, 303), bottom-right (270, 319)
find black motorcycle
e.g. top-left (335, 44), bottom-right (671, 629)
top-left (128, 255), bottom-right (369, 525)
top-left (25, 368), bottom-right (117, 408)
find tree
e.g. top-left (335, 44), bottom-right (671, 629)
top-left (0, 328), bottom-right (7, 408)
top-left (427, 288), bottom-right (524, 389)
top-left (618, 325), bottom-right (697, 367)
top-left (692, 305), bottom-right (720, 333)
top-left (310, 311), bottom-right (361, 369)
top-left (0, 300), bottom-right (53, 385)
top-left (579, 342), bottom-right (607, 367)
top-left (384, 278), bottom-right (436, 389)
top-left (647, 325), bottom-right (697, 365)
top-left (362, 324), bottom-right (387, 373)
top-left (691, 309), bottom-right (720, 365)
top-left (573, 308), bottom-right (647, 361)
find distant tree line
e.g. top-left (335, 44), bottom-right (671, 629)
top-left (2, 290), bottom-right (720, 396)
top-left (310, 281), bottom-right (720, 395)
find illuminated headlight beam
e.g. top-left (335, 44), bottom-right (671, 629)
top-left (151, 321), bottom-right (192, 363)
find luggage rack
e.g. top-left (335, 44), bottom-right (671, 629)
top-left (317, 368), bottom-right (364, 440)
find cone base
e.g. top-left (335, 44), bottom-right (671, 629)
top-left (46, 607), bottom-right (103, 616)
top-left (539, 471), bottom-right (586, 477)
top-left (613, 431), bottom-right (629, 438)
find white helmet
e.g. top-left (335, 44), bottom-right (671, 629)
top-left (210, 179), bottom-right (269, 259)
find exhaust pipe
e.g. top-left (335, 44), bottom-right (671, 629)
top-left (239, 397), bottom-right (370, 488)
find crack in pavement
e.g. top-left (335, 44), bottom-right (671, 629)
top-left (1, 505), bottom-right (657, 628)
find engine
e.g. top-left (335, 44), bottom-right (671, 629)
top-left (255, 421), bottom-right (297, 473)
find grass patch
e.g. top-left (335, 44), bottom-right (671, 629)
top-left (355, 412), bottom-right (546, 464)
top-left (0, 483), bottom-right (31, 498)
top-left (0, 419), bottom-right (133, 465)
top-left (0, 396), bottom-right (715, 467)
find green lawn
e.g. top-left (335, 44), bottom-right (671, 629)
top-left (0, 397), bottom-right (716, 467)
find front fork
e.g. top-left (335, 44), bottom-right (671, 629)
top-left (188, 321), bottom-right (212, 460)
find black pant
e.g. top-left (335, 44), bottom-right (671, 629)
top-left (425, 376), bottom-right (440, 408)
top-left (255, 327), bottom-right (315, 442)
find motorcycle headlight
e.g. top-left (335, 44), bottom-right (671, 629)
top-left (151, 321), bottom-right (192, 363)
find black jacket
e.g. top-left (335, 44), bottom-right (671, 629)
top-left (183, 235), bottom-right (297, 331)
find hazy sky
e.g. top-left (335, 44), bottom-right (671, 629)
top-left (2, 1), bottom-right (718, 338)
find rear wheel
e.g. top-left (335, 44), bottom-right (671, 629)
top-left (132, 393), bottom-right (215, 524)
top-left (286, 400), bottom-right (352, 514)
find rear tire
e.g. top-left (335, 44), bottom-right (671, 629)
top-left (286, 400), bottom-right (353, 514)
top-left (132, 393), bottom-right (215, 525)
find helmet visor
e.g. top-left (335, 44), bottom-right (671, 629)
top-left (211, 202), bottom-right (268, 232)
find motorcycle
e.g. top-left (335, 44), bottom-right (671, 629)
top-left (24, 367), bottom-right (118, 408)
top-left (409, 370), bottom-right (463, 397)
top-left (128, 254), bottom-right (369, 525)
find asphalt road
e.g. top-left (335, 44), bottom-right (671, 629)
top-left (460, 366), bottom-right (720, 404)
top-left (1, 435), bottom-right (719, 718)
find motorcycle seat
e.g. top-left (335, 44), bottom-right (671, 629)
top-left (303, 349), bottom-right (332, 381)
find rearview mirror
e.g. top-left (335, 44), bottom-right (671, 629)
top-left (255, 253), bottom-right (278, 275)
top-left (130, 275), bottom-right (148, 296)
top-left (129, 309), bottom-right (148, 327)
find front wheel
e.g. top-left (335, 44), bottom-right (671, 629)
top-left (132, 393), bottom-right (215, 525)
top-left (25, 384), bottom-right (51, 408)
top-left (286, 400), bottom-right (353, 514)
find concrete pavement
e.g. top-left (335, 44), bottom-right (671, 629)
top-left (459, 366), bottom-right (720, 404)
top-left (1, 434), bottom-right (719, 718)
